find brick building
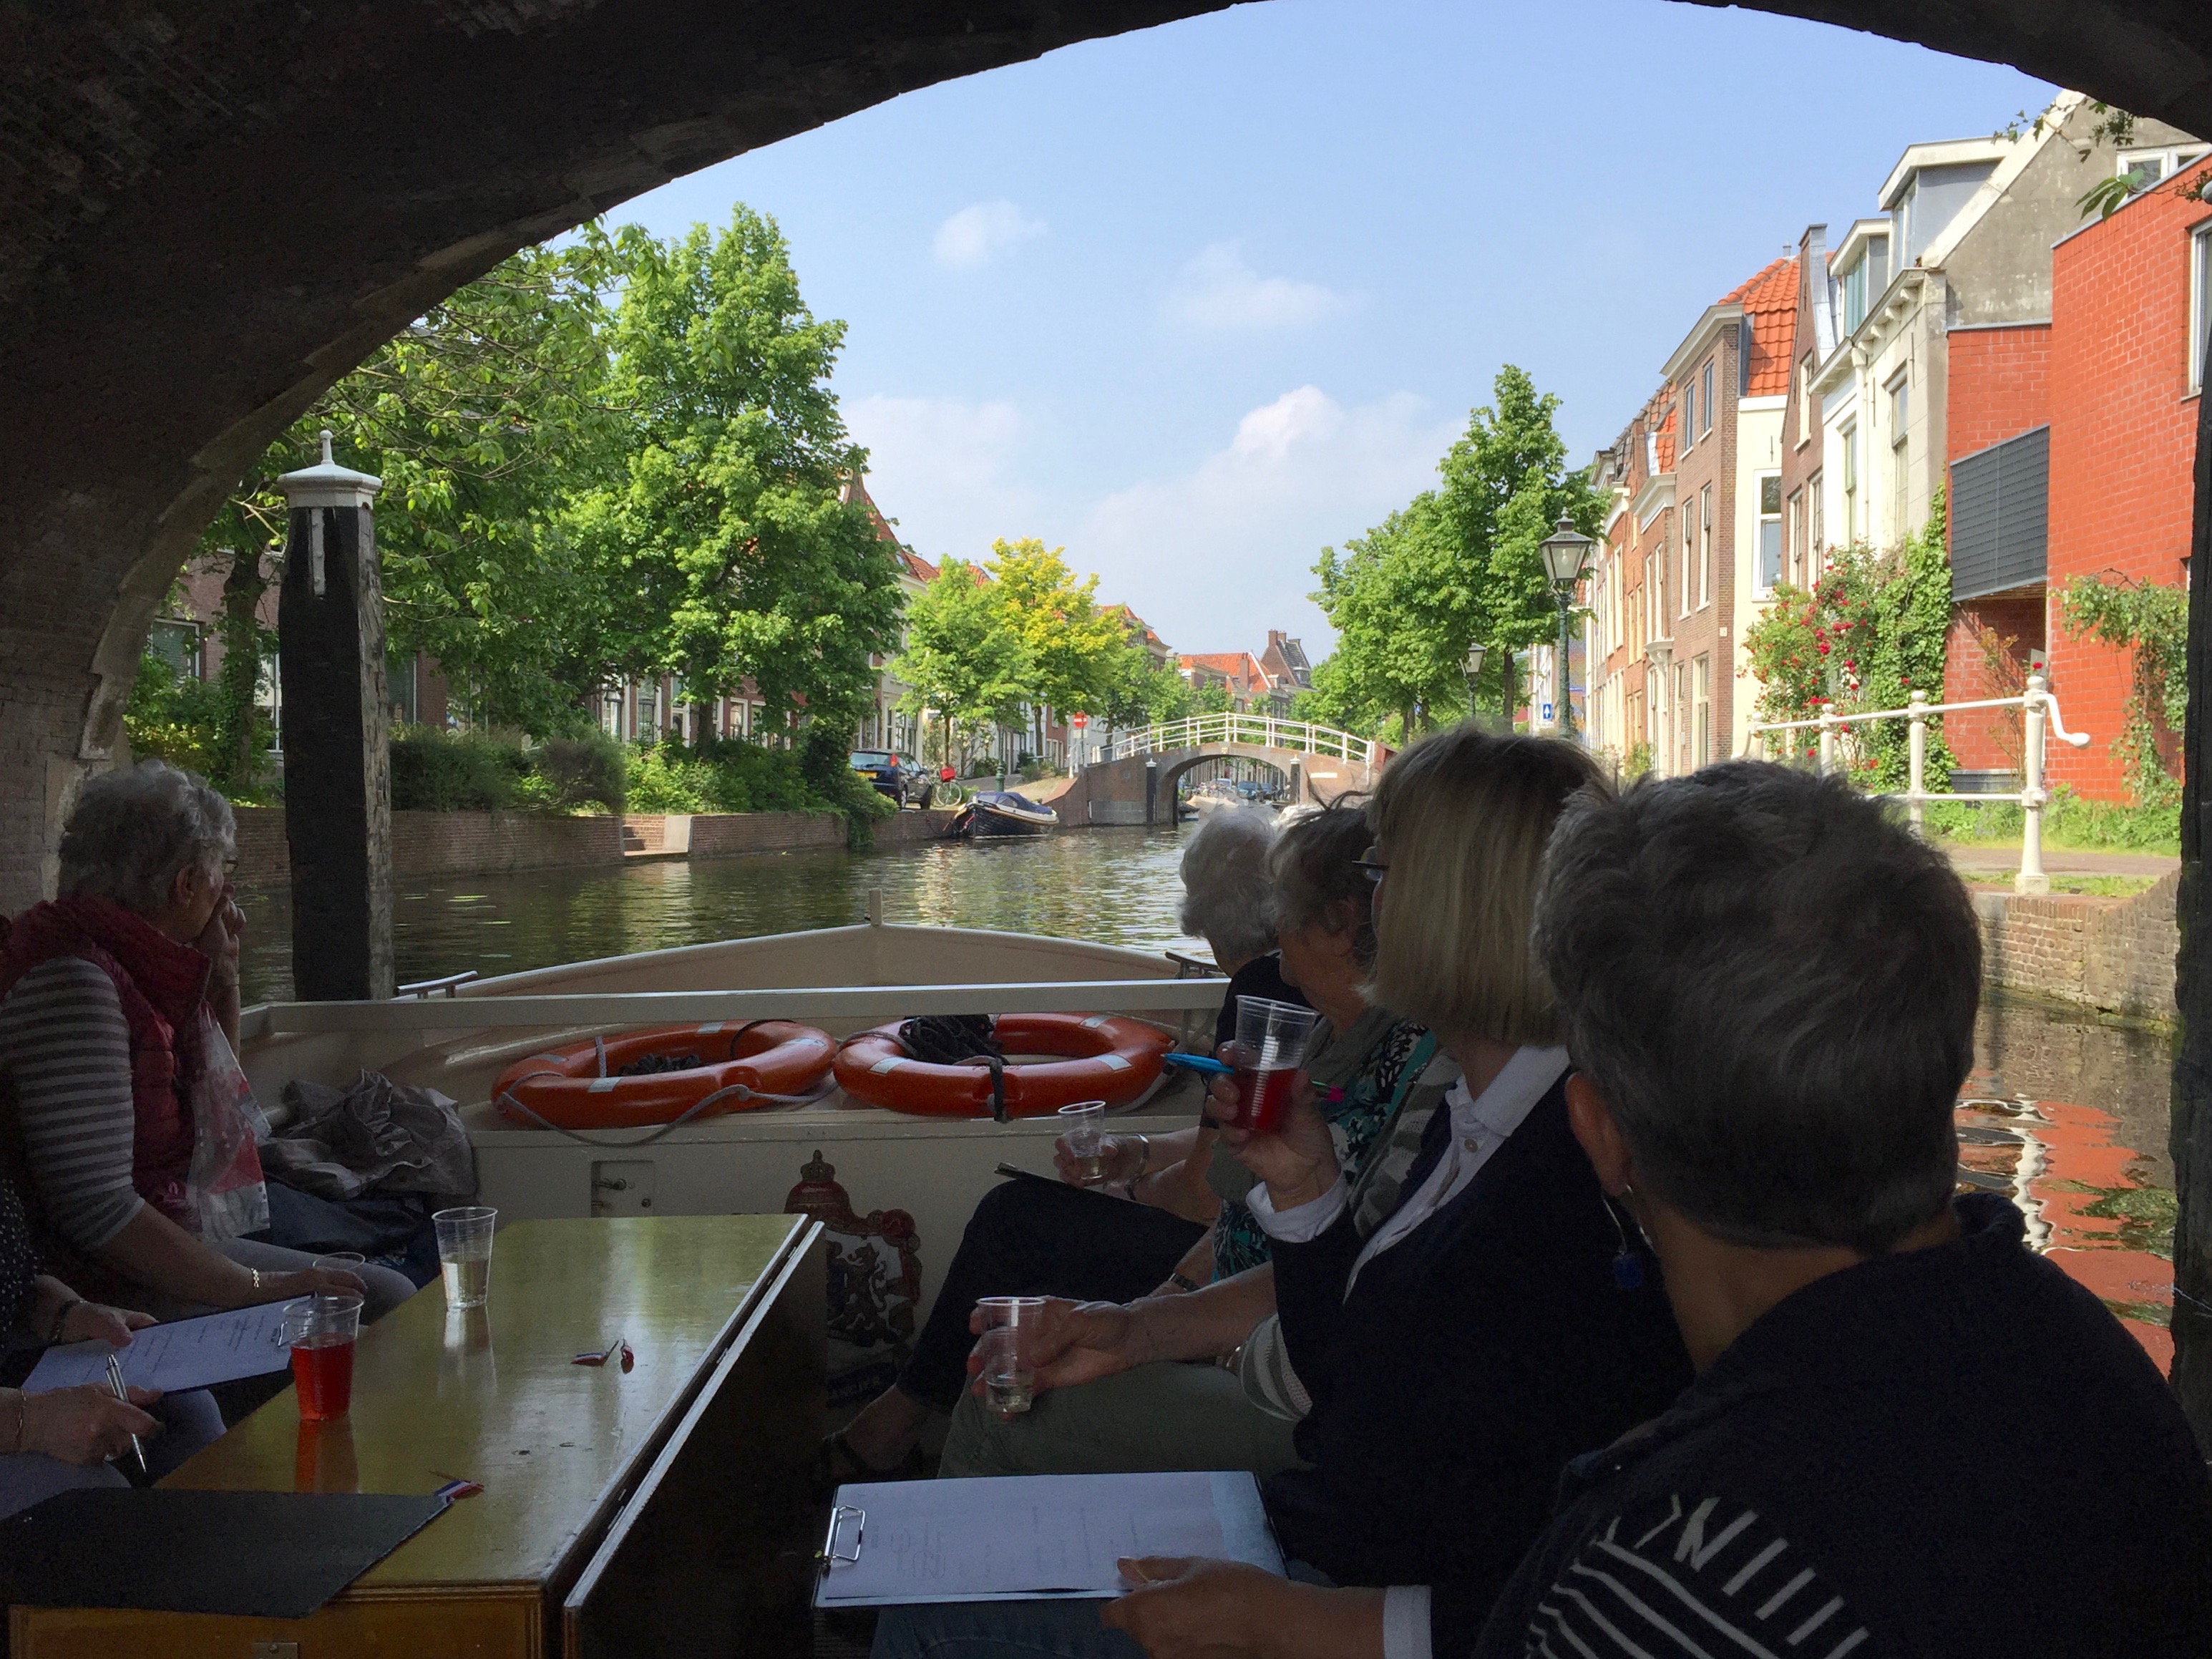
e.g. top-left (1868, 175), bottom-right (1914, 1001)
top-left (1586, 390), bottom-right (1679, 770)
top-left (1644, 256), bottom-right (1796, 773)
top-left (2036, 153), bottom-right (2212, 799)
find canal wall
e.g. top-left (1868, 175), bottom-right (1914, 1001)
top-left (233, 805), bottom-right (958, 885)
top-left (1974, 870), bottom-right (2180, 1023)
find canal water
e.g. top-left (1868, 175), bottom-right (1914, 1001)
top-left (234, 824), bottom-right (2180, 1363)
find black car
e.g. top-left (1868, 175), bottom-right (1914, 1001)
top-left (849, 749), bottom-right (922, 807)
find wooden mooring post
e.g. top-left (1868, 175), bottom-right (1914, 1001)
top-left (2173, 340), bottom-right (2212, 1444)
top-left (276, 431), bottom-right (394, 1001)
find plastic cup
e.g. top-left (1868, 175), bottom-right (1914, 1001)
top-left (976, 1296), bottom-right (1048, 1418)
top-left (434, 1206), bottom-right (497, 1310)
top-left (1228, 997), bottom-right (1321, 1132)
top-left (282, 1293), bottom-right (364, 1422)
top-left (313, 1251), bottom-right (366, 1275)
top-left (1057, 1101), bottom-right (1108, 1185)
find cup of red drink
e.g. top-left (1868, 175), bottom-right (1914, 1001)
top-left (283, 1293), bottom-right (364, 1423)
top-left (1227, 996), bottom-right (1321, 1132)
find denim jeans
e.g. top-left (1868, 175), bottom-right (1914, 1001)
top-left (0, 1387), bottom-right (225, 1519)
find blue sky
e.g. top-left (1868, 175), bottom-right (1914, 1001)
top-left (609, 0), bottom-right (2053, 658)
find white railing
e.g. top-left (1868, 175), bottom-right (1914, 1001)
top-left (1105, 714), bottom-right (1378, 767)
top-left (1743, 672), bottom-right (2091, 895)
top-left (241, 977), bottom-right (1229, 1038)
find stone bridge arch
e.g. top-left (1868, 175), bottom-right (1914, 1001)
top-left (5, 1), bottom-right (2212, 904)
top-left (1061, 741), bottom-right (1381, 826)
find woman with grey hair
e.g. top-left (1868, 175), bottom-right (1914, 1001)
top-left (0, 762), bottom-right (411, 1321)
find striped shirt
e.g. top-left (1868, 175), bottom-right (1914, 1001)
top-left (1511, 1494), bottom-right (1871, 1659)
top-left (0, 957), bottom-right (146, 1249)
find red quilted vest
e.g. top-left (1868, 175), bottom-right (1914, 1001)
top-left (0, 895), bottom-right (212, 1230)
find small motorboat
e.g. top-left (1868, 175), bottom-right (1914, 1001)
top-left (951, 790), bottom-right (1060, 838)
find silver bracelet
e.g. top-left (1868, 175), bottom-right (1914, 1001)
top-left (1132, 1132), bottom-right (1152, 1175)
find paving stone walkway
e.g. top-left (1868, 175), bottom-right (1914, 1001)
top-left (1943, 845), bottom-right (2179, 879)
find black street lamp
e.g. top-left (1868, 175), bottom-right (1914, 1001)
top-left (1539, 517), bottom-right (1595, 739)
top-left (1462, 641), bottom-right (1487, 723)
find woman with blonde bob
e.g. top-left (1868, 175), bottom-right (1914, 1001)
top-left (874, 726), bottom-right (1690, 1659)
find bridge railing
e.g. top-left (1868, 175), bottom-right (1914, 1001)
top-left (1103, 714), bottom-right (1378, 767)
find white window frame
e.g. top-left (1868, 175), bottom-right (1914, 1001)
top-left (2118, 147), bottom-right (2211, 196)
top-left (1697, 484), bottom-right (1713, 609)
top-left (1756, 473), bottom-right (1784, 597)
top-left (2193, 221), bottom-right (2211, 397)
top-left (1681, 508), bottom-right (1694, 618)
top-left (1701, 359), bottom-right (1715, 437)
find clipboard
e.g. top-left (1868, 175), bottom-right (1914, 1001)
top-left (993, 1162), bottom-right (1121, 1199)
top-left (814, 1471), bottom-right (1285, 1607)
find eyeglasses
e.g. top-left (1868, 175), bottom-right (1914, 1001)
top-left (1354, 852), bottom-right (1388, 884)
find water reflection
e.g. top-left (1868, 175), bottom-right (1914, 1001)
top-left (235, 829), bottom-right (2181, 1368)
top-left (1963, 996), bottom-right (2176, 1368)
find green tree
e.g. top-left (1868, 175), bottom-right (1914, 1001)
top-left (1434, 365), bottom-right (1607, 720)
top-left (983, 537), bottom-right (1129, 752)
top-left (200, 240), bottom-right (629, 735)
top-left (565, 210), bottom-right (902, 741)
top-left (892, 559), bottom-right (1030, 767)
top-left (1310, 366), bottom-right (1600, 739)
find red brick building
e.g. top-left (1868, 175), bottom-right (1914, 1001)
top-left (2040, 157), bottom-right (2211, 799)
top-left (1587, 390), bottom-right (1679, 769)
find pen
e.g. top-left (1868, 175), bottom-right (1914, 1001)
top-left (1161, 1051), bottom-right (1235, 1077)
top-left (104, 1353), bottom-right (148, 1475)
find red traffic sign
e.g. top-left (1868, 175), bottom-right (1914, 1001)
top-left (1071, 714), bottom-right (1088, 728)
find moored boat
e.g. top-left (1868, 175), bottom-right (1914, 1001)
top-left (949, 789), bottom-right (1059, 837)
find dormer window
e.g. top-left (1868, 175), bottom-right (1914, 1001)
top-left (2118, 146), bottom-right (2210, 196)
top-left (1840, 233), bottom-right (1891, 333)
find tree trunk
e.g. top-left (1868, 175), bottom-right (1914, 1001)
top-left (1500, 651), bottom-right (1519, 733)
top-left (2170, 334), bottom-right (2212, 1445)
top-left (218, 545), bottom-right (268, 791)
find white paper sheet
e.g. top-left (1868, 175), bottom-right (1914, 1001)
top-left (817, 1471), bottom-right (1285, 1607)
top-left (24, 1300), bottom-right (296, 1394)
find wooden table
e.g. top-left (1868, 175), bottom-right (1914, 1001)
top-left (10, 1214), bottom-right (826, 1658)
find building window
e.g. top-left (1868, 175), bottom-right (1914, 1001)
top-left (1675, 661), bottom-right (1690, 772)
top-left (1842, 423), bottom-right (1860, 546)
top-left (1681, 507), bottom-right (1694, 618)
top-left (1693, 654), bottom-right (1711, 767)
top-left (1809, 472), bottom-right (1825, 570)
top-left (1889, 371), bottom-right (1911, 541)
top-left (1645, 552), bottom-right (1661, 641)
top-left (2118, 147), bottom-right (2210, 196)
top-left (1758, 475), bottom-right (1783, 593)
top-left (1950, 425), bottom-right (2050, 603)
top-left (1700, 359), bottom-right (1715, 436)
top-left (1842, 258), bottom-right (1866, 333)
top-left (1682, 384), bottom-right (1695, 452)
top-left (147, 618), bottom-right (201, 680)
top-left (2193, 222), bottom-right (2211, 397)
top-left (1698, 485), bottom-right (1713, 608)
top-left (1797, 353), bottom-right (1816, 446)
top-left (1785, 487), bottom-right (1806, 588)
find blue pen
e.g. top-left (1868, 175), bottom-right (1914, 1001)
top-left (1161, 1051), bottom-right (1234, 1077)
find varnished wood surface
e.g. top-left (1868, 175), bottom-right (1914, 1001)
top-left (162, 1214), bottom-right (808, 1589)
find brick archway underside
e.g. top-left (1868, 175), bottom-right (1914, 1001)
top-left (4, 0), bottom-right (2209, 905)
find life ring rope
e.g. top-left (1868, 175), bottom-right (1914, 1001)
top-left (491, 1070), bottom-right (839, 1148)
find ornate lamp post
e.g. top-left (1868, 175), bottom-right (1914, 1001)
top-left (1539, 517), bottom-right (1596, 740)
top-left (1462, 641), bottom-right (1487, 724)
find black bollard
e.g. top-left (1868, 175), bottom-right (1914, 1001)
top-left (276, 431), bottom-right (394, 1001)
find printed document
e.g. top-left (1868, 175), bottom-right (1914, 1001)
top-left (817, 1471), bottom-right (1284, 1607)
top-left (26, 1301), bottom-right (295, 1393)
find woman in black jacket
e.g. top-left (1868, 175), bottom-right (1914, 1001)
top-left (872, 727), bottom-right (1690, 1659)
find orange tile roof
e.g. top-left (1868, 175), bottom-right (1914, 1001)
top-left (897, 547), bottom-right (940, 583)
top-left (1181, 651), bottom-right (1270, 683)
top-left (1722, 256), bottom-right (1799, 399)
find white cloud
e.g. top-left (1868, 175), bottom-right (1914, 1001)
top-left (1164, 242), bottom-right (1350, 331)
top-left (844, 394), bottom-right (1038, 558)
top-left (932, 200), bottom-right (1048, 270)
top-left (1078, 386), bottom-right (1456, 653)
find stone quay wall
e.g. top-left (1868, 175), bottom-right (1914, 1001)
top-left (233, 805), bottom-right (957, 886)
top-left (1974, 870), bottom-right (2179, 1022)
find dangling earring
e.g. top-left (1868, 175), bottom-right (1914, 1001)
top-left (1604, 1187), bottom-right (1645, 1291)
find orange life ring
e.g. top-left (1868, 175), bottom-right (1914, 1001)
top-left (492, 1021), bottom-right (835, 1129)
top-left (832, 1013), bottom-right (1170, 1118)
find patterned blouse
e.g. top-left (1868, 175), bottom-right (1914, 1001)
top-left (1212, 1016), bottom-right (1428, 1281)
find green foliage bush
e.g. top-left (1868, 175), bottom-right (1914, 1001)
top-left (389, 726), bottom-right (533, 811)
top-left (535, 729), bottom-right (625, 813)
top-left (1924, 787), bottom-right (2181, 855)
top-left (125, 651), bottom-right (235, 783)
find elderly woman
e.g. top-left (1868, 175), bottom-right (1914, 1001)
top-left (824, 807), bottom-right (1310, 1484)
top-left (1473, 764), bottom-right (2212, 1658)
top-left (0, 1165), bottom-right (224, 1517)
top-left (878, 727), bottom-right (1690, 1659)
top-left (0, 762), bottom-right (413, 1320)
